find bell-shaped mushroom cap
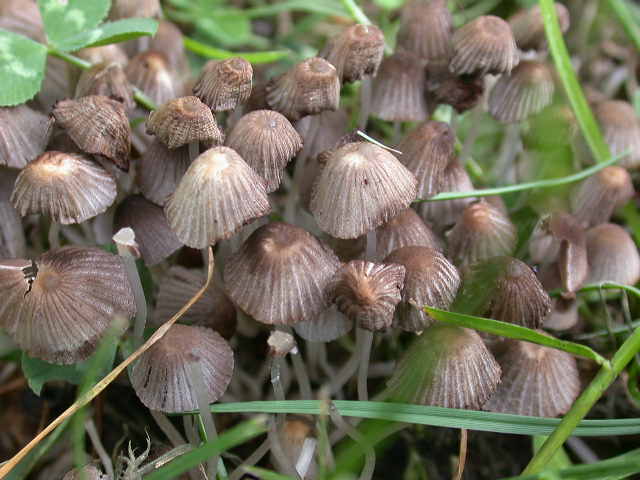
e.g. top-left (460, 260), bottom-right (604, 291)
top-left (398, 121), bottom-right (455, 199)
top-left (125, 51), bottom-right (178, 106)
top-left (330, 261), bottom-right (405, 331)
top-left (109, 0), bottom-right (161, 19)
top-left (52, 95), bottom-right (131, 171)
top-left (225, 110), bottom-right (303, 192)
top-left (10, 151), bottom-right (117, 225)
top-left (488, 60), bottom-right (555, 123)
top-left (0, 247), bottom-right (135, 364)
top-left (266, 57), bottom-right (340, 121)
top-left (62, 464), bottom-right (105, 480)
top-left (193, 58), bottom-right (253, 112)
top-left (130, 324), bottom-right (233, 413)
top-left (416, 158), bottom-right (475, 232)
top-left (152, 266), bottom-right (236, 339)
top-left (137, 139), bottom-right (191, 206)
top-left (0, 201), bottom-right (25, 258)
top-left (450, 15), bottom-right (519, 76)
top-left (293, 304), bottom-right (353, 342)
top-left (484, 338), bottom-right (580, 417)
top-left (75, 62), bottom-right (135, 111)
top-left (310, 142), bottom-right (417, 239)
top-left (0, 104), bottom-right (51, 169)
top-left (456, 257), bottom-right (551, 329)
top-left (447, 200), bottom-right (517, 267)
top-left (369, 50), bottom-right (429, 122)
top-left (595, 100), bottom-right (640, 169)
top-left (77, 45), bottom-right (128, 67)
top-left (0, 0), bottom-right (44, 41)
top-left (508, 2), bottom-right (570, 51)
top-left (224, 222), bottom-right (341, 326)
top-left (165, 146), bottom-right (271, 248)
top-left (396, 0), bottom-right (453, 63)
top-left (149, 20), bottom-right (188, 76)
top-left (147, 96), bottom-right (224, 149)
top-left (544, 297), bottom-right (578, 331)
top-left (571, 166), bottom-right (634, 227)
top-left (114, 195), bottom-right (182, 266)
top-left (384, 246), bottom-right (460, 332)
top-left (387, 324), bottom-right (501, 408)
top-left (375, 208), bottom-right (442, 261)
top-left (321, 24), bottom-right (385, 83)
top-left (586, 223), bottom-right (640, 286)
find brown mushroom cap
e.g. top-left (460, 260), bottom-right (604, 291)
top-left (375, 208), bottom-right (442, 261)
top-left (125, 51), bottom-right (178, 106)
top-left (586, 223), bottom-right (640, 286)
top-left (146, 96), bottom-right (224, 149)
top-left (450, 15), bottom-right (519, 76)
top-left (193, 57), bottom-right (253, 112)
top-left (137, 139), bottom-right (191, 206)
top-left (165, 146), bottom-right (271, 248)
top-left (52, 95), bottom-right (131, 171)
top-left (10, 151), bottom-right (117, 224)
top-left (508, 2), bottom-right (570, 51)
top-left (75, 62), bottom-right (135, 112)
top-left (397, 0), bottom-right (453, 63)
top-left (310, 141), bottom-right (417, 239)
top-left (224, 222), bottom-right (342, 326)
top-left (484, 337), bottom-right (580, 417)
top-left (595, 100), bottom-right (640, 169)
top-left (387, 324), bottom-right (501, 409)
top-left (130, 324), bottom-right (233, 413)
top-left (0, 247), bottom-right (135, 364)
top-left (109, 0), bottom-right (161, 19)
top-left (0, 104), bottom-right (51, 169)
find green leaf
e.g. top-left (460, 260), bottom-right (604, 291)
top-left (53, 18), bottom-right (158, 52)
top-left (144, 417), bottom-right (267, 480)
top-left (422, 306), bottom-right (609, 366)
top-left (244, 467), bottom-right (296, 480)
top-left (185, 400), bottom-right (640, 437)
top-left (0, 29), bottom-right (47, 106)
top-left (37, 0), bottom-right (110, 51)
top-left (183, 37), bottom-right (290, 64)
top-left (21, 333), bottom-right (119, 396)
top-left (372, 0), bottom-right (404, 9)
top-left (195, 10), bottom-right (251, 47)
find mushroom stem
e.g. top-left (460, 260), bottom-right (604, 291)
top-left (85, 418), bottom-right (114, 480)
top-left (188, 141), bottom-right (199, 162)
top-left (356, 230), bottom-right (377, 401)
top-left (291, 347), bottom-right (313, 399)
top-left (48, 220), bottom-right (60, 249)
top-left (358, 77), bottom-right (372, 130)
top-left (229, 437), bottom-right (271, 480)
top-left (492, 123), bottom-right (521, 184)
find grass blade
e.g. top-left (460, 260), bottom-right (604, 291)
top-left (183, 37), bottom-right (289, 63)
top-left (607, 0), bottom-right (640, 52)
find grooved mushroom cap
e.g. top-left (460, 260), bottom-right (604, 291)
top-left (447, 200), bottom-right (517, 267)
top-left (125, 51), bottom-right (178, 106)
top-left (321, 24), bottom-right (385, 83)
top-left (595, 100), bottom-right (640, 169)
top-left (109, 0), bottom-right (161, 19)
top-left (52, 95), bottom-right (131, 171)
top-left (310, 142), bottom-right (418, 239)
top-left (450, 15), bottom-right (519, 76)
top-left (0, 0), bottom-right (44, 41)
top-left (165, 146), bottom-right (271, 248)
top-left (114, 195), bottom-right (182, 266)
top-left (0, 104), bottom-right (51, 169)
top-left (225, 110), bottom-right (303, 192)
top-left (398, 121), bottom-right (455, 199)
top-left (586, 223), bottom-right (640, 286)
top-left (571, 166), bottom-right (634, 227)
top-left (387, 324), bottom-right (501, 409)
top-left (137, 139), bottom-right (191, 206)
top-left (63, 464), bottom-right (106, 480)
top-left (375, 208), bottom-right (442, 261)
top-left (369, 50), bottom-right (429, 122)
top-left (0, 247), bottom-right (135, 364)
top-left (130, 324), bottom-right (233, 413)
top-left (330, 260), bottom-right (406, 331)
top-left (416, 158), bottom-right (475, 232)
top-left (224, 222), bottom-right (342, 326)
top-left (77, 45), bottom-right (129, 67)
top-left (397, 0), bottom-right (453, 63)
top-left (384, 246), bottom-right (460, 332)
top-left (75, 62), bottom-right (135, 112)
top-left (544, 297), bottom-right (578, 331)
top-left (488, 60), bottom-right (555, 123)
top-left (152, 266), bottom-right (236, 340)
top-left (456, 257), bottom-right (551, 329)
top-left (484, 337), bottom-right (580, 417)
top-left (10, 151), bottom-right (116, 224)
top-left (508, 2), bottom-right (570, 51)
top-left (146, 96), bottom-right (224, 149)
top-left (193, 57), bottom-right (253, 112)
top-left (266, 57), bottom-right (340, 121)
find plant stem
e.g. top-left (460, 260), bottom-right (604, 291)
top-left (47, 46), bottom-right (158, 111)
top-left (607, 0), bottom-right (640, 51)
top-left (339, 0), bottom-right (371, 25)
top-left (539, 0), bottom-right (611, 164)
top-left (523, 324), bottom-right (640, 473)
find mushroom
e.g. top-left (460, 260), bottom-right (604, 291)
top-left (0, 104), bottom-right (51, 169)
top-left (193, 57), bottom-right (253, 112)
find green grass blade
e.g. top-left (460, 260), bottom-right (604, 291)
top-left (183, 37), bottom-right (289, 63)
top-left (607, 0), bottom-right (640, 52)
top-left (539, 0), bottom-right (611, 163)
top-left (192, 400), bottom-right (640, 437)
top-left (423, 306), bottom-right (609, 366)
top-left (144, 417), bottom-right (267, 480)
top-left (244, 466), bottom-right (296, 480)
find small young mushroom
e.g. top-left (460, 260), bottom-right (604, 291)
top-left (125, 51), bottom-right (178, 106)
top-left (508, 2), bottom-right (570, 52)
top-left (396, 0), bottom-right (453, 64)
top-left (585, 223), bottom-right (640, 286)
top-left (75, 62), bottom-right (135, 112)
top-left (375, 208), bottom-right (442, 261)
top-left (193, 57), bottom-right (253, 112)
top-left (0, 104), bottom-right (51, 169)
top-left (594, 100), bottom-right (640, 169)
